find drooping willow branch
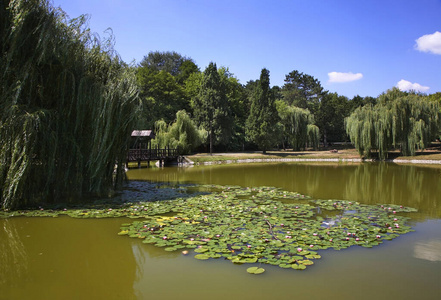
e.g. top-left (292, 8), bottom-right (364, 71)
top-left (276, 101), bottom-right (320, 150)
top-left (345, 88), bottom-right (440, 159)
top-left (0, 0), bottom-right (140, 209)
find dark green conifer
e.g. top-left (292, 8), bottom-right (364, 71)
top-left (192, 62), bottom-right (231, 154)
top-left (246, 68), bottom-right (279, 153)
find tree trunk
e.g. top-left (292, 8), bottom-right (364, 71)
top-left (209, 126), bottom-right (213, 155)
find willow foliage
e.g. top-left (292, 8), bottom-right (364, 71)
top-left (307, 124), bottom-right (320, 150)
top-left (345, 89), bottom-right (440, 159)
top-left (0, 0), bottom-right (139, 209)
top-left (152, 110), bottom-right (207, 155)
top-left (277, 101), bottom-right (319, 150)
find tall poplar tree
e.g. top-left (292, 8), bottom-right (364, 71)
top-left (246, 68), bottom-right (279, 153)
top-left (192, 62), bottom-right (231, 154)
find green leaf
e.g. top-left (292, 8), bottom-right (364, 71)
top-left (292, 264), bottom-right (306, 270)
top-left (194, 247), bottom-right (209, 253)
top-left (247, 267), bottom-right (265, 274)
top-left (194, 254), bottom-right (210, 260)
top-left (164, 247), bottom-right (178, 251)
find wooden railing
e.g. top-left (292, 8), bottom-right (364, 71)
top-left (127, 148), bottom-right (178, 162)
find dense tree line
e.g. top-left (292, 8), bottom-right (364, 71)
top-left (137, 51), bottom-right (440, 157)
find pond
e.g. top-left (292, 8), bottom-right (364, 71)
top-left (1, 162), bottom-right (441, 299)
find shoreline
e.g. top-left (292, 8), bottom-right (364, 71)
top-left (187, 157), bottom-right (441, 166)
top-left (184, 149), bottom-right (441, 166)
top-left (188, 157), bottom-right (368, 165)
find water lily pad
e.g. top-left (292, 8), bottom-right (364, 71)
top-left (164, 247), bottom-right (178, 251)
top-left (292, 263), bottom-right (306, 270)
top-left (208, 253), bottom-right (222, 258)
top-left (300, 260), bottom-right (314, 265)
top-left (194, 254), bottom-right (210, 260)
top-left (279, 263), bottom-right (293, 269)
top-left (194, 247), bottom-right (209, 253)
top-left (231, 256), bottom-right (258, 264)
top-left (247, 267), bottom-right (265, 274)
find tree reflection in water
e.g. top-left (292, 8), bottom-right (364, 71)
top-left (128, 162), bottom-right (441, 219)
top-left (0, 219), bottom-right (28, 287)
top-left (344, 163), bottom-right (441, 219)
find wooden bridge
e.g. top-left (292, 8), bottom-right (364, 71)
top-left (127, 130), bottom-right (180, 168)
top-left (127, 147), bottom-right (180, 168)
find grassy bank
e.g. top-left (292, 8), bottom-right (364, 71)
top-left (186, 145), bottom-right (441, 164)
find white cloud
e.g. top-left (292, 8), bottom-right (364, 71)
top-left (328, 72), bottom-right (363, 83)
top-left (415, 31), bottom-right (441, 55)
top-left (396, 79), bottom-right (430, 92)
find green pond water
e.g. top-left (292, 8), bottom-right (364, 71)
top-left (1, 162), bottom-right (441, 300)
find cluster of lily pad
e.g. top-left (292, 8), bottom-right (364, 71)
top-left (1, 182), bottom-right (417, 275)
top-left (117, 185), bottom-right (416, 274)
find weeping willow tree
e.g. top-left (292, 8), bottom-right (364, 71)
top-left (276, 101), bottom-right (320, 150)
top-left (345, 88), bottom-right (440, 159)
top-left (0, 0), bottom-right (139, 209)
top-left (307, 124), bottom-right (320, 150)
top-left (151, 110), bottom-right (207, 154)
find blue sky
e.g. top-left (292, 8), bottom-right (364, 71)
top-left (52, 0), bottom-right (441, 98)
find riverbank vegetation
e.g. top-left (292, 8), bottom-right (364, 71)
top-left (0, 0), bottom-right (139, 209)
top-left (186, 145), bottom-right (441, 165)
